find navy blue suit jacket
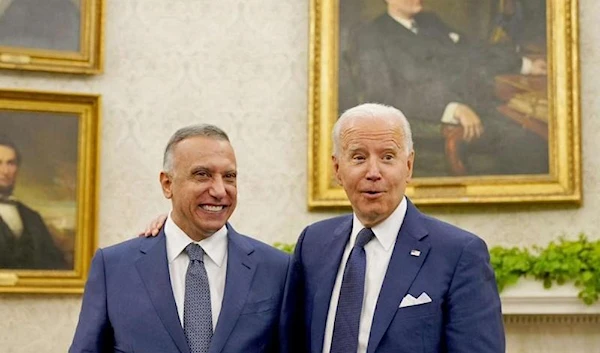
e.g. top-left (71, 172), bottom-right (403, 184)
top-left (70, 224), bottom-right (289, 353)
top-left (282, 199), bottom-right (504, 353)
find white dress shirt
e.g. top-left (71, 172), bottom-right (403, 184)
top-left (165, 214), bottom-right (228, 329)
top-left (0, 201), bottom-right (23, 237)
top-left (323, 197), bottom-right (408, 353)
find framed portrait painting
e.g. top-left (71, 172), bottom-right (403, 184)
top-left (308, 0), bottom-right (581, 207)
top-left (0, 0), bottom-right (104, 74)
top-left (0, 89), bottom-right (100, 293)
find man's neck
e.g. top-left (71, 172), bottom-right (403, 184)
top-left (387, 9), bottom-right (415, 22)
top-left (169, 213), bottom-right (215, 242)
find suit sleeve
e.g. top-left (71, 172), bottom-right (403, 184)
top-left (279, 227), bottom-right (309, 353)
top-left (268, 254), bottom-right (291, 353)
top-left (444, 237), bottom-right (505, 353)
top-left (69, 249), bottom-right (114, 353)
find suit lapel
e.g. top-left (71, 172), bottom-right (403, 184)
top-left (208, 225), bottom-right (256, 353)
top-left (135, 230), bottom-right (190, 353)
top-left (367, 201), bottom-right (430, 353)
top-left (310, 217), bottom-right (352, 353)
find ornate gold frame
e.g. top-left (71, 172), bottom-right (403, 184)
top-left (0, 0), bottom-right (104, 74)
top-left (0, 89), bottom-right (100, 293)
top-left (308, 0), bottom-right (581, 207)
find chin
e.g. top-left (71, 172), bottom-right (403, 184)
top-left (359, 209), bottom-right (384, 222)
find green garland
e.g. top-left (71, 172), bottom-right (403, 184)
top-left (275, 234), bottom-right (600, 305)
top-left (491, 234), bottom-right (600, 305)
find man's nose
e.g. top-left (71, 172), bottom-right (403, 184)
top-left (365, 158), bottom-right (382, 181)
top-left (209, 176), bottom-right (227, 198)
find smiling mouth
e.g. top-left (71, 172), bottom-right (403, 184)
top-left (200, 205), bottom-right (226, 212)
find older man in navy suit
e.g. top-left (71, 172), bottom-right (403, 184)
top-left (70, 124), bottom-right (289, 353)
top-left (282, 103), bottom-right (504, 353)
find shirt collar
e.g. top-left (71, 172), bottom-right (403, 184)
top-left (351, 196), bottom-right (408, 251)
top-left (165, 212), bottom-right (228, 267)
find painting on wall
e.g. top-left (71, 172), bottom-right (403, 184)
top-left (0, 89), bottom-right (100, 293)
top-left (308, 0), bottom-right (581, 207)
top-left (0, 0), bottom-right (103, 74)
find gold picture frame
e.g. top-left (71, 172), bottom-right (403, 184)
top-left (308, 0), bottom-right (581, 207)
top-left (0, 0), bottom-right (104, 74)
top-left (0, 89), bottom-right (100, 293)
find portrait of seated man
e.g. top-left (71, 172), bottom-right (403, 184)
top-left (0, 136), bottom-right (68, 270)
top-left (341, 0), bottom-right (549, 177)
top-left (0, 0), bottom-right (81, 52)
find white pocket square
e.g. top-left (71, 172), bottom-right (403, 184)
top-left (399, 292), bottom-right (432, 308)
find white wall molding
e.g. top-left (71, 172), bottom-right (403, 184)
top-left (504, 314), bottom-right (600, 325)
top-left (501, 278), bottom-right (600, 316)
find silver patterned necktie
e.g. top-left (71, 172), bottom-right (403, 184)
top-left (184, 243), bottom-right (213, 353)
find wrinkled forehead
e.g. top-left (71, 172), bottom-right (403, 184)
top-left (339, 117), bottom-right (405, 150)
top-left (340, 115), bottom-right (404, 137)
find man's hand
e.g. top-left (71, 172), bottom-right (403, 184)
top-left (454, 104), bottom-right (484, 142)
top-left (530, 58), bottom-right (547, 75)
top-left (139, 214), bottom-right (168, 237)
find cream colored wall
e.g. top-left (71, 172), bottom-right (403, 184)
top-left (0, 0), bottom-right (598, 352)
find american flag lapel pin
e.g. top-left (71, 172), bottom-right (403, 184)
top-left (410, 249), bottom-right (421, 257)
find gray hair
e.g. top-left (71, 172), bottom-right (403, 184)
top-left (332, 103), bottom-right (413, 157)
top-left (163, 124), bottom-right (230, 172)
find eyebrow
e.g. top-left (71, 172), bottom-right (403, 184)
top-left (189, 166), bottom-right (237, 175)
top-left (190, 166), bottom-right (209, 174)
top-left (346, 145), bottom-right (365, 153)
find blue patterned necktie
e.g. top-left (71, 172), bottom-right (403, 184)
top-left (330, 228), bottom-right (375, 353)
top-left (184, 243), bottom-right (213, 353)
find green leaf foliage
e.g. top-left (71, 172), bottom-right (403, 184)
top-left (274, 233), bottom-right (600, 305)
top-left (489, 246), bottom-right (534, 292)
top-left (487, 234), bottom-right (600, 305)
top-left (273, 242), bottom-right (296, 254)
top-left (527, 234), bottom-right (600, 305)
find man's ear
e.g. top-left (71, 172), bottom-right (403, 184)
top-left (406, 150), bottom-right (415, 184)
top-left (159, 171), bottom-right (173, 199)
top-left (332, 154), bottom-right (342, 185)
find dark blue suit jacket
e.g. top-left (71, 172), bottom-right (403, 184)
top-left (70, 224), bottom-right (289, 353)
top-left (282, 199), bottom-right (504, 353)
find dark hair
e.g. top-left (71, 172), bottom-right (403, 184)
top-left (163, 124), bottom-right (230, 172)
top-left (0, 135), bottom-right (21, 165)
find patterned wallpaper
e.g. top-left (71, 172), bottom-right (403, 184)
top-left (0, 0), bottom-right (598, 352)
